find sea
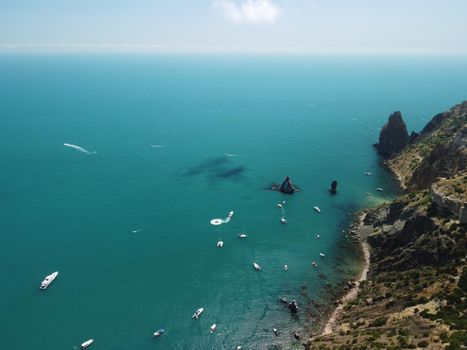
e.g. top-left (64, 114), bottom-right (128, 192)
top-left (0, 53), bottom-right (466, 350)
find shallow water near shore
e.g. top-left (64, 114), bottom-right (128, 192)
top-left (1, 54), bottom-right (466, 349)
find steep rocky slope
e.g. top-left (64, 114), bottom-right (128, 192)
top-left (387, 102), bottom-right (467, 191)
top-left (304, 102), bottom-right (467, 350)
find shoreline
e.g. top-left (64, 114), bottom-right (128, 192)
top-left (320, 213), bottom-right (371, 336)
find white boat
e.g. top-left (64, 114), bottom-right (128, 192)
top-left (312, 261), bottom-right (318, 267)
top-left (253, 262), bottom-right (261, 271)
top-left (376, 187), bottom-right (384, 192)
top-left (217, 240), bottom-right (224, 248)
top-left (316, 234), bottom-right (320, 239)
top-left (238, 233), bottom-right (247, 238)
top-left (209, 324), bottom-right (217, 333)
top-left (320, 253), bottom-right (325, 257)
top-left (283, 264), bottom-right (288, 271)
top-left (364, 171), bottom-right (372, 176)
top-left (280, 218), bottom-right (287, 224)
top-left (192, 307), bottom-right (204, 319)
top-left (81, 339), bottom-right (94, 349)
top-left (228, 211), bottom-right (234, 218)
top-left (40, 271), bottom-right (58, 290)
top-left (236, 347), bottom-right (242, 350)
top-left (277, 203), bottom-right (283, 208)
top-left (153, 329), bottom-right (164, 337)
top-left (313, 206), bottom-right (321, 213)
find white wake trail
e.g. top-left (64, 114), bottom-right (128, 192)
top-left (64, 143), bottom-right (97, 155)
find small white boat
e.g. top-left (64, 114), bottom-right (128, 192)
top-left (238, 233), bottom-right (248, 238)
top-left (283, 264), bottom-right (288, 271)
top-left (209, 324), bottom-right (217, 333)
top-left (313, 206), bottom-right (321, 213)
top-left (280, 218), bottom-right (287, 224)
top-left (40, 271), bottom-right (58, 290)
top-left (217, 240), bottom-right (224, 248)
top-left (320, 253), bottom-right (325, 257)
top-left (192, 307), bottom-right (204, 319)
top-left (153, 329), bottom-right (164, 337)
top-left (253, 262), bottom-right (261, 271)
top-left (376, 187), bottom-right (384, 192)
top-left (364, 172), bottom-right (372, 176)
top-left (277, 203), bottom-right (283, 208)
top-left (81, 339), bottom-right (94, 349)
top-left (228, 211), bottom-right (234, 218)
top-left (312, 261), bottom-right (318, 268)
top-left (236, 347), bottom-right (242, 350)
top-left (316, 234), bottom-right (320, 239)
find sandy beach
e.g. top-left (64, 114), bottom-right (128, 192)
top-left (321, 214), bottom-right (371, 335)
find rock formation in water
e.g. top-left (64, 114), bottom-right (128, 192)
top-left (374, 111), bottom-right (409, 158)
top-left (288, 300), bottom-right (299, 313)
top-left (330, 180), bottom-right (338, 194)
top-left (279, 176), bottom-right (297, 194)
top-left (304, 101), bottom-right (467, 350)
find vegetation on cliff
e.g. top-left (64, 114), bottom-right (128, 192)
top-left (305, 102), bottom-right (466, 350)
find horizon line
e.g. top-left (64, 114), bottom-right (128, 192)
top-left (1, 43), bottom-right (467, 55)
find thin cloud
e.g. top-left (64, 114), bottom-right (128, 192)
top-left (214, 0), bottom-right (282, 24)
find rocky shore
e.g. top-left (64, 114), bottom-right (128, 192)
top-left (303, 101), bottom-right (466, 350)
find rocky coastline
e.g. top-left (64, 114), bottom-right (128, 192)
top-left (303, 101), bottom-right (466, 350)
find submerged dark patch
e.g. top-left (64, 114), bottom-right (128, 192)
top-left (182, 157), bottom-right (247, 182)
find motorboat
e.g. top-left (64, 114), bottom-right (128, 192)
top-left (364, 172), bottom-right (372, 176)
top-left (277, 203), bottom-right (283, 208)
top-left (192, 307), bottom-right (204, 319)
top-left (238, 233), bottom-right (248, 239)
top-left (280, 297), bottom-right (288, 303)
top-left (209, 324), bottom-right (217, 333)
top-left (253, 262), bottom-right (261, 271)
top-left (319, 253), bottom-right (325, 257)
top-left (40, 271), bottom-right (58, 290)
top-left (316, 234), bottom-right (320, 239)
top-left (273, 328), bottom-right (279, 336)
top-left (217, 240), bottom-right (224, 248)
top-left (283, 264), bottom-right (288, 271)
top-left (280, 218), bottom-right (287, 224)
top-left (313, 206), bottom-right (321, 213)
top-left (81, 339), bottom-right (94, 349)
top-left (312, 261), bottom-right (318, 268)
top-left (153, 329), bottom-right (164, 337)
top-left (228, 211), bottom-right (234, 218)
top-left (376, 187), bottom-right (384, 192)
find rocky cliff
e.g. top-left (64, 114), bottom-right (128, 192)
top-left (387, 102), bottom-right (467, 191)
top-left (304, 102), bottom-right (467, 350)
top-left (375, 111), bottom-right (410, 158)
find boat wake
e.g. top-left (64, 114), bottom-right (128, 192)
top-left (150, 144), bottom-right (165, 148)
top-left (224, 153), bottom-right (242, 157)
top-left (210, 211), bottom-right (234, 226)
top-left (64, 143), bottom-right (97, 155)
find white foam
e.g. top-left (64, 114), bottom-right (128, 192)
top-left (224, 153), bottom-right (242, 157)
top-left (64, 143), bottom-right (97, 155)
top-left (150, 145), bottom-right (165, 148)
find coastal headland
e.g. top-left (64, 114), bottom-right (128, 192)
top-left (304, 101), bottom-right (466, 350)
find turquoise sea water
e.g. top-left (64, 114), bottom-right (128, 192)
top-left (0, 54), bottom-right (466, 350)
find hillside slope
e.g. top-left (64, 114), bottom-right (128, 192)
top-left (304, 103), bottom-right (467, 350)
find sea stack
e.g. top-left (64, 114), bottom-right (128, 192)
top-left (374, 111), bottom-right (409, 158)
top-left (330, 180), bottom-right (338, 194)
top-left (279, 176), bottom-right (297, 194)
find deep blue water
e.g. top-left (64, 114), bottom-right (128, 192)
top-left (0, 54), bottom-right (466, 349)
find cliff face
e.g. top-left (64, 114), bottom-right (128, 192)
top-left (387, 102), bottom-right (467, 191)
top-left (305, 102), bottom-right (467, 350)
top-left (375, 111), bottom-right (410, 158)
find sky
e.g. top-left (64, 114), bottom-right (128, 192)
top-left (1, 0), bottom-right (467, 53)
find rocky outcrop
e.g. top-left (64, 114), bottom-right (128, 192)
top-left (305, 101), bottom-right (467, 350)
top-left (375, 111), bottom-right (409, 158)
top-left (431, 174), bottom-right (467, 223)
top-left (279, 176), bottom-right (297, 194)
top-left (387, 101), bottom-right (467, 191)
top-left (330, 180), bottom-right (338, 195)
